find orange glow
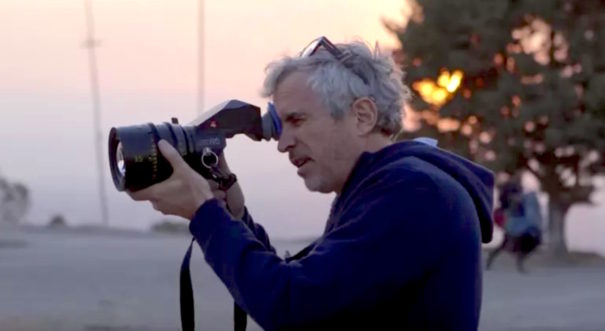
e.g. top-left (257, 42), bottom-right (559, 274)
top-left (439, 70), bottom-right (463, 93)
top-left (437, 118), bottom-right (460, 132)
top-left (463, 89), bottom-right (472, 99)
top-left (479, 132), bottom-right (492, 144)
top-left (494, 53), bottom-right (505, 66)
top-left (437, 74), bottom-right (450, 90)
top-left (415, 79), bottom-right (437, 96)
top-left (432, 89), bottom-right (449, 104)
top-left (413, 70), bottom-right (464, 107)
top-left (461, 124), bottom-right (473, 136)
top-left (420, 110), bottom-right (440, 125)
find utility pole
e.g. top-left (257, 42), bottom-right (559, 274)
top-left (83, 0), bottom-right (109, 227)
top-left (198, 0), bottom-right (205, 114)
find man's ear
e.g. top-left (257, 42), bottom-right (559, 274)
top-left (351, 97), bottom-right (378, 135)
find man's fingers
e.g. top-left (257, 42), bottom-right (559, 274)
top-left (127, 186), bottom-right (156, 201)
top-left (209, 180), bottom-right (219, 190)
top-left (209, 181), bottom-right (225, 199)
top-left (212, 189), bottom-right (226, 201)
top-left (157, 140), bottom-right (187, 170)
top-left (127, 179), bottom-right (179, 202)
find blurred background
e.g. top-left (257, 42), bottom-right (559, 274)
top-left (1, 0), bottom-right (410, 237)
top-left (1, 0), bottom-right (604, 330)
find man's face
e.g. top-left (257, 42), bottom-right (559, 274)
top-left (274, 71), bottom-right (362, 194)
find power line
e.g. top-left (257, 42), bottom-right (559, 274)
top-left (198, 0), bottom-right (205, 114)
top-left (83, 0), bottom-right (109, 227)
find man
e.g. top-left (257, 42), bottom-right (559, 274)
top-left (130, 37), bottom-right (494, 330)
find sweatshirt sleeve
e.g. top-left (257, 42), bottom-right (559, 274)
top-left (189, 173), bottom-right (457, 330)
top-left (237, 206), bottom-right (276, 253)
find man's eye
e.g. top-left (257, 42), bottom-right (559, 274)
top-left (290, 118), bottom-right (304, 126)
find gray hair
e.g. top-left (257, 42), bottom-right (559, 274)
top-left (261, 40), bottom-right (410, 136)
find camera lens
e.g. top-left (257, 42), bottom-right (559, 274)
top-left (108, 123), bottom-right (191, 192)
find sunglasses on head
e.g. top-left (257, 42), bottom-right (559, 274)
top-left (299, 36), bottom-right (369, 85)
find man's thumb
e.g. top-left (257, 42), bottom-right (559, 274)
top-left (158, 140), bottom-right (186, 169)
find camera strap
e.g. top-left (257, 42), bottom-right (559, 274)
top-left (180, 238), bottom-right (196, 331)
top-left (180, 238), bottom-right (248, 331)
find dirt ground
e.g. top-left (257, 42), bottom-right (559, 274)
top-left (1, 226), bottom-right (604, 331)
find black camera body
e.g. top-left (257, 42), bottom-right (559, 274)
top-left (108, 99), bottom-right (280, 192)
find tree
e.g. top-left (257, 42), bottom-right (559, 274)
top-left (0, 175), bottom-right (31, 224)
top-left (48, 214), bottom-right (68, 228)
top-left (388, 0), bottom-right (605, 256)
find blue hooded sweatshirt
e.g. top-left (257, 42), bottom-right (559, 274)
top-left (189, 140), bottom-right (494, 330)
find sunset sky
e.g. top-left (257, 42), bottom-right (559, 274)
top-left (0, 0), bottom-right (410, 236)
top-left (1, 0), bottom-right (603, 253)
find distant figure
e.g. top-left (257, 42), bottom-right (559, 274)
top-left (487, 173), bottom-right (543, 273)
top-left (127, 36), bottom-right (494, 330)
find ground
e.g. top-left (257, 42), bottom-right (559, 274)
top-left (1, 226), bottom-right (604, 331)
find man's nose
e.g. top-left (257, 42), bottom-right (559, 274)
top-left (277, 131), bottom-right (295, 153)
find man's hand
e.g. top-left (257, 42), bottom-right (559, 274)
top-left (128, 140), bottom-right (214, 220)
top-left (209, 180), bottom-right (227, 208)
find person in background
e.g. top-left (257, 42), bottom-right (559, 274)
top-left (487, 172), bottom-right (543, 273)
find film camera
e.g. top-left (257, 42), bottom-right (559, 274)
top-left (108, 100), bottom-right (281, 192)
